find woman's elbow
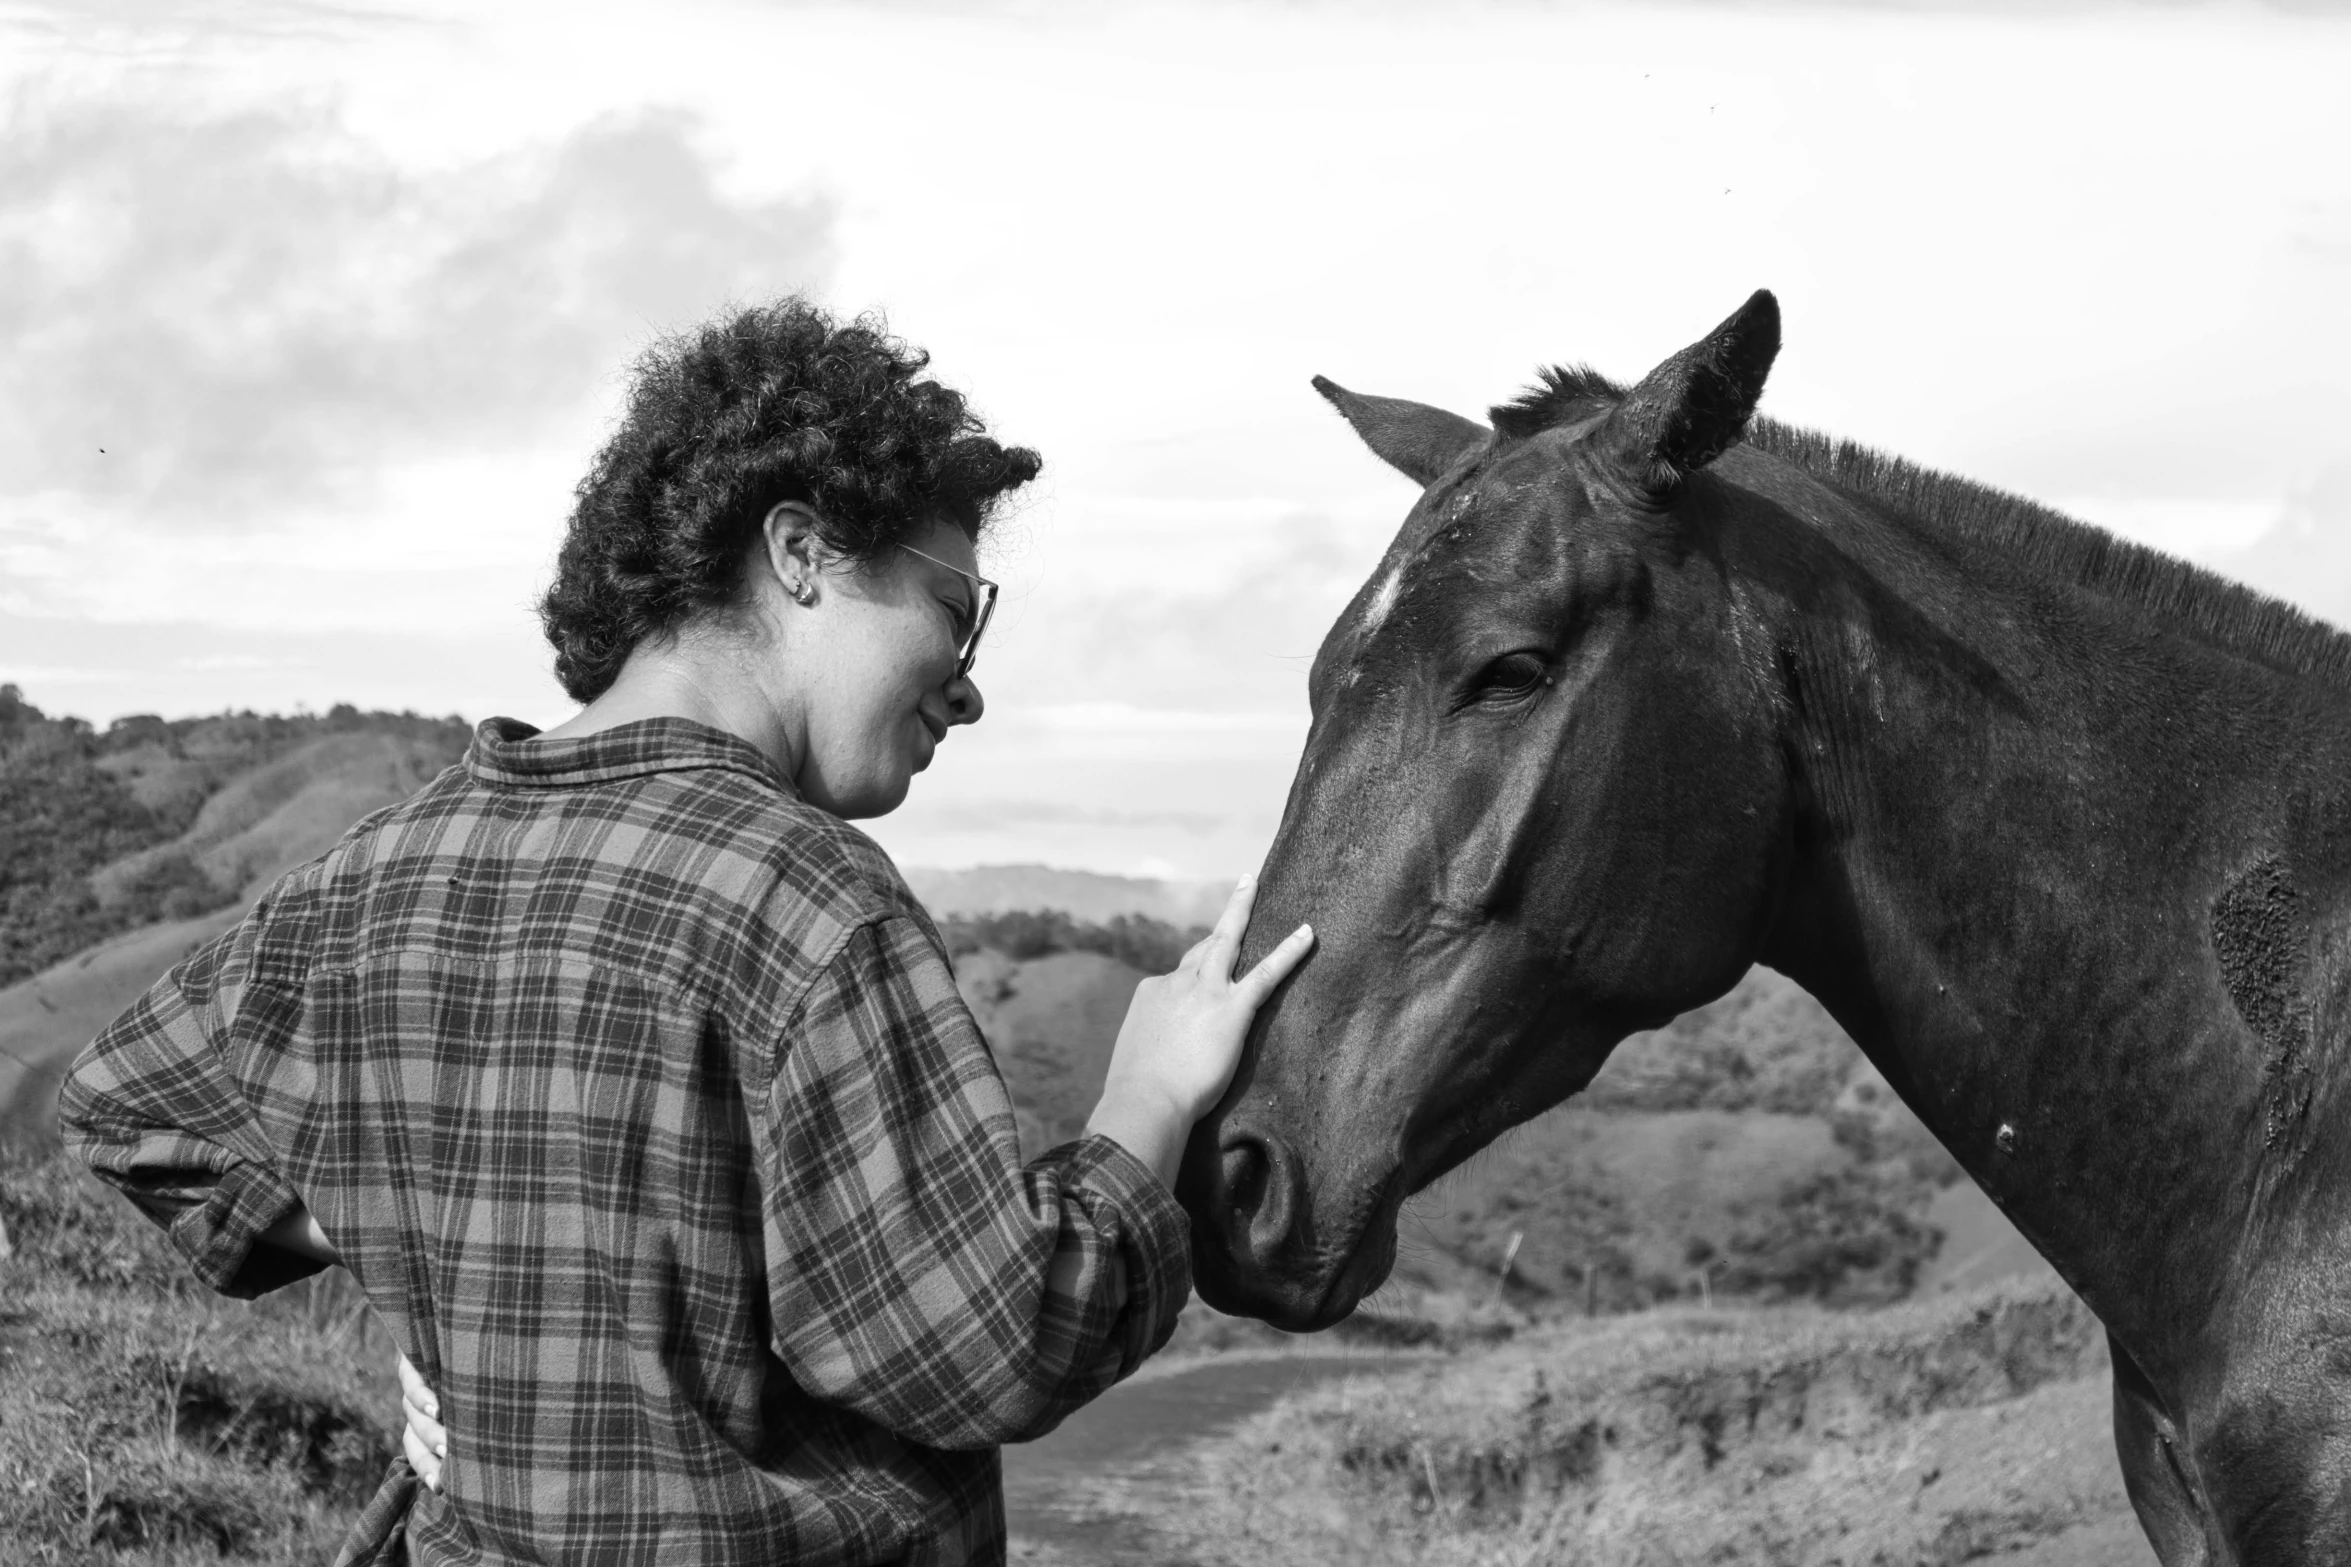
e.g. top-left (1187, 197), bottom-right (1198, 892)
top-left (915, 1389), bottom-right (1070, 1451)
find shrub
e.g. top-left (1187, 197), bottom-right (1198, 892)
top-left (936, 909), bottom-right (1204, 975)
top-left (1709, 1165), bottom-right (1943, 1305)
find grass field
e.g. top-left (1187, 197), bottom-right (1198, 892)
top-left (0, 1154), bottom-right (395, 1565)
top-left (3, 1134), bottom-right (2142, 1567)
top-left (1016, 1278), bottom-right (2155, 1567)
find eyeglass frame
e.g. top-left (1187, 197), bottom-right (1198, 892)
top-left (898, 541), bottom-right (998, 682)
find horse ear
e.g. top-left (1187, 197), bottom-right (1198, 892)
top-left (1311, 377), bottom-right (1490, 486)
top-left (1596, 289), bottom-right (1780, 493)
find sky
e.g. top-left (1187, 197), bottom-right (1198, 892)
top-left (2, 0), bottom-right (2347, 879)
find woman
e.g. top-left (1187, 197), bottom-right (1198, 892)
top-left (60, 299), bottom-right (1311, 1566)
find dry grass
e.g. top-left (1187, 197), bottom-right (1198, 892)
top-left (1053, 1279), bottom-right (2145, 1567)
top-left (0, 1153), bottom-right (397, 1565)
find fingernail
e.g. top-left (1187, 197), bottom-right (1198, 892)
top-left (424, 1401), bottom-right (437, 1417)
top-left (436, 1443), bottom-right (447, 1457)
top-left (1296, 923), bottom-right (1313, 938)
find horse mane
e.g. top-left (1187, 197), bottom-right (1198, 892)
top-left (1743, 416), bottom-right (2351, 688)
top-left (1497, 363), bottom-right (2351, 687)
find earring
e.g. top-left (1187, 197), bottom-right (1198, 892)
top-left (790, 580), bottom-right (815, 606)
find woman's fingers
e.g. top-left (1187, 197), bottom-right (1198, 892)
top-left (403, 1421), bottom-right (443, 1491)
top-left (397, 1348), bottom-right (447, 1486)
top-left (397, 1351), bottom-right (439, 1420)
top-left (405, 1396), bottom-right (447, 1454)
top-left (1235, 923), bottom-right (1315, 1006)
top-left (396, 1351), bottom-right (427, 1405)
top-left (1195, 874), bottom-right (1259, 977)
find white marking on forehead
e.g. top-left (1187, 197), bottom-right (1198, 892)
top-left (1360, 568), bottom-right (1403, 634)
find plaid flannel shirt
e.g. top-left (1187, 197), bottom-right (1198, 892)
top-left (59, 718), bottom-right (1190, 1567)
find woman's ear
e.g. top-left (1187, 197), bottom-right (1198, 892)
top-left (760, 502), bottom-right (823, 607)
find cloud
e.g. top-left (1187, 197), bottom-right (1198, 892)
top-left (2217, 464), bottom-right (2351, 631)
top-left (921, 798), bottom-right (1227, 834)
top-left (1014, 504), bottom-right (1380, 715)
top-left (0, 91), bottom-right (834, 527)
top-left (2, 0), bottom-right (417, 44)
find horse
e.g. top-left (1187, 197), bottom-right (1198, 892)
top-left (1175, 290), bottom-right (2351, 1564)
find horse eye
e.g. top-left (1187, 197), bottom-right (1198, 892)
top-left (1471, 651), bottom-right (1553, 702)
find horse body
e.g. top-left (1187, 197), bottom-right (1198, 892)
top-left (1180, 292), bottom-right (2351, 1562)
top-left (1734, 439), bottom-right (2351, 1562)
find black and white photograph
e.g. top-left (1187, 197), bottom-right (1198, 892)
top-left (2, 2), bottom-right (2349, 1562)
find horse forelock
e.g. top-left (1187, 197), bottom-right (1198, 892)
top-left (1489, 363), bottom-right (1624, 441)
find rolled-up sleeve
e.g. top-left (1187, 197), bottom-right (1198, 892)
top-left (758, 915), bottom-right (1189, 1452)
top-left (57, 914), bottom-right (322, 1299)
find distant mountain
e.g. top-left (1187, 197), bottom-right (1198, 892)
top-left (903, 864), bottom-right (1230, 927)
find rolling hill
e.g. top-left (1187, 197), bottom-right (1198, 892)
top-left (0, 688), bottom-right (2053, 1317)
top-left (0, 694), bottom-right (475, 1153)
top-left (944, 933), bottom-right (2013, 1314)
top-left (0, 905), bottom-right (251, 1150)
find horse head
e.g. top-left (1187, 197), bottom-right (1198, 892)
top-left (1181, 291), bottom-right (1797, 1329)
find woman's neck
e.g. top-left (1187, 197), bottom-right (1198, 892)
top-left (539, 639), bottom-right (804, 784)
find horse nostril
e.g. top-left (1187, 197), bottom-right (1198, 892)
top-left (1220, 1138), bottom-right (1267, 1218)
top-left (1216, 1130), bottom-right (1300, 1267)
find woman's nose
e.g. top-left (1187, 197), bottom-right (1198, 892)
top-left (944, 676), bottom-right (984, 727)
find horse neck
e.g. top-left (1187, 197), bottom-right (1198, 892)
top-left (1739, 479), bottom-right (2351, 1372)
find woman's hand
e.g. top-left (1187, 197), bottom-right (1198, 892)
top-left (398, 1351), bottom-right (446, 1493)
top-left (1085, 875), bottom-right (1312, 1187)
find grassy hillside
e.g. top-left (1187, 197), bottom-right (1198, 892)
top-left (1389, 968), bottom-right (1967, 1315)
top-left (0, 691), bottom-right (472, 1159)
top-left (0, 687), bottom-right (470, 992)
top-left (1027, 1278), bottom-right (2146, 1567)
top-left (0, 1152), bottom-right (396, 1563)
top-left (0, 909), bottom-right (253, 1154)
top-left (950, 926), bottom-right (1974, 1315)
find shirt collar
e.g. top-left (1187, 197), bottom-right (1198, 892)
top-left (466, 716), bottom-right (797, 796)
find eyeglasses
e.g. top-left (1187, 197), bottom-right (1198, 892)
top-left (899, 542), bottom-right (998, 681)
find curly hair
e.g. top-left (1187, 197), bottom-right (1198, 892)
top-left (539, 299), bottom-right (1042, 702)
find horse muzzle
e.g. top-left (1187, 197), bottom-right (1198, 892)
top-left (1179, 1116), bottom-right (1400, 1332)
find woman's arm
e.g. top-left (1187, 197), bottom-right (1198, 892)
top-left (755, 878), bottom-right (1309, 1451)
top-left (60, 916), bottom-right (334, 1299)
top-left (257, 1204), bottom-right (341, 1266)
